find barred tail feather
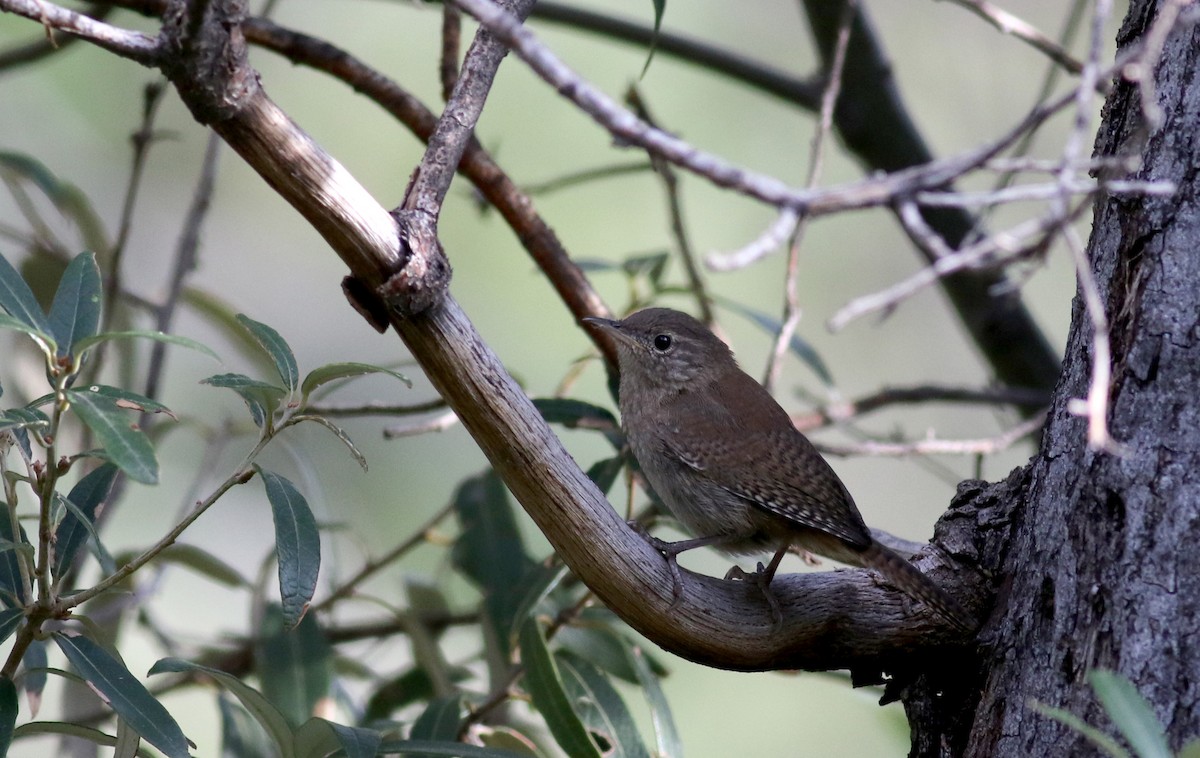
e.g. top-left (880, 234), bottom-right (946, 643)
top-left (860, 541), bottom-right (977, 633)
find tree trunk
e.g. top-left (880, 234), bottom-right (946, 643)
top-left (908, 2), bottom-right (1200, 754)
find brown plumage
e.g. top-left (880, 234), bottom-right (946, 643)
top-left (585, 307), bottom-right (974, 631)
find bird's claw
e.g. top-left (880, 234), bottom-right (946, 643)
top-left (627, 520), bottom-right (685, 609)
top-left (725, 561), bottom-right (783, 630)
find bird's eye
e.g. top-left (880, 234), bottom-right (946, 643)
top-left (653, 334), bottom-right (672, 351)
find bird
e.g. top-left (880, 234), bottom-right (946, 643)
top-left (584, 307), bottom-right (975, 631)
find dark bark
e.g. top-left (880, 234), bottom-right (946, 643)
top-left (907, 2), bottom-right (1200, 754)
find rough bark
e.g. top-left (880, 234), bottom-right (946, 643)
top-left (907, 2), bottom-right (1200, 754)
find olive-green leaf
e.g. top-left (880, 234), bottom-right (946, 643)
top-left (411, 694), bottom-right (465, 741)
top-left (254, 605), bottom-right (331, 728)
top-left (0, 516), bottom-right (30, 608)
top-left (0, 313), bottom-right (54, 356)
top-left (0, 407), bottom-right (49, 435)
top-left (47, 251), bottom-right (102, 358)
top-left (21, 641), bottom-right (47, 717)
top-left (217, 694), bottom-right (277, 758)
top-left (629, 645), bottom-right (680, 757)
top-left (68, 385), bottom-right (175, 420)
top-left (372, 740), bottom-right (530, 757)
top-left (1090, 669), bottom-right (1172, 758)
top-left (0, 252), bottom-right (52, 336)
top-left (149, 657), bottom-right (293, 754)
top-left (256, 469), bottom-right (321, 629)
top-left (294, 718), bottom-right (381, 758)
top-left (155, 543), bottom-right (248, 587)
top-left (1030, 700), bottom-right (1125, 757)
top-left (54, 462), bottom-right (119, 578)
top-left (0, 675), bottom-right (15, 755)
top-left (518, 618), bottom-right (603, 758)
top-left (203, 373), bottom-right (287, 428)
top-left (556, 652), bottom-right (651, 758)
top-left (237, 314), bottom-right (299, 392)
top-left (65, 389), bottom-right (157, 484)
top-left (299, 361), bottom-right (411, 404)
top-left (53, 634), bottom-right (190, 758)
top-left (721, 299), bottom-right (835, 387)
top-left (0, 152), bottom-right (109, 253)
top-left (73, 329), bottom-right (219, 362)
top-left (0, 609), bottom-right (22, 646)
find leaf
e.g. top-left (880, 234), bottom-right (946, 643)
top-left (363, 666), bottom-right (473, 723)
top-left (0, 313), bottom-right (54, 356)
top-left (451, 471), bottom-right (539, 657)
top-left (290, 415), bottom-right (367, 472)
top-left (555, 626), bottom-right (640, 684)
top-left (257, 468), bottom-right (321, 629)
top-left (21, 641), bottom-right (47, 717)
top-left (372, 740), bottom-right (531, 757)
top-left (299, 361), bottom-right (411, 405)
top-left (0, 675), bottom-right (15, 756)
top-left (68, 384), bottom-right (176, 419)
top-left (203, 374), bottom-right (287, 429)
top-left (237, 314), bottom-right (299, 392)
top-left (155, 543), bottom-right (248, 587)
top-left (324, 720), bottom-right (382, 758)
top-left (66, 388), bottom-right (158, 484)
top-left (0, 407), bottom-right (50, 434)
top-left (1030, 699), bottom-right (1125, 758)
top-left (518, 618), bottom-right (602, 758)
top-left (0, 251), bottom-right (53, 336)
top-left (254, 605), bottom-right (332, 729)
top-left (1090, 669), bottom-right (1172, 758)
top-left (114, 716), bottom-right (141, 758)
top-left (217, 693), bottom-right (277, 758)
top-left (585, 456), bottom-right (625, 494)
top-left (0, 609), bottom-right (24, 645)
top-left (73, 329), bottom-right (220, 362)
top-left (556, 652), bottom-right (651, 758)
top-left (0, 515), bottom-right (30, 608)
top-left (721, 299), bottom-right (836, 387)
top-left (0, 152), bottom-right (109, 252)
top-left (506, 563), bottom-right (571, 649)
top-left (47, 251), bottom-right (102, 358)
top-left (639, 0), bottom-right (666, 77)
top-left (410, 694), bottom-right (465, 741)
top-left (54, 462), bottom-right (119, 578)
top-left (149, 657), bottom-right (293, 754)
top-left (55, 493), bottom-right (117, 577)
top-left (53, 634), bottom-right (190, 758)
top-left (629, 645), bottom-right (681, 758)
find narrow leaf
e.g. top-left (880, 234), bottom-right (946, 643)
top-left (0, 152), bottom-right (109, 251)
top-left (518, 619), bottom-right (603, 758)
top-left (629, 645), bottom-right (681, 758)
top-left (53, 634), bottom-right (190, 758)
top-left (0, 609), bottom-right (24, 645)
top-left (299, 361), bottom-right (411, 404)
top-left (0, 516), bottom-right (29, 608)
top-left (150, 657), bottom-right (293, 754)
top-left (73, 329), bottom-right (220, 362)
top-left (0, 252), bottom-right (52, 335)
top-left (0, 408), bottom-right (50, 434)
top-left (203, 374), bottom-right (287, 429)
top-left (1030, 700), bottom-right (1126, 757)
top-left (411, 694), bottom-right (465, 741)
top-left (294, 718), bottom-right (381, 758)
top-left (1090, 669), bottom-right (1172, 758)
top-left (155, 543), bottom-right (248, 587)
top-left (721, 299), bottom-right (835, 387)
top-left (47, 251), bottom-right (102, 357)
top-left (372, 740), bottom-right (531, 757)
top-left (257, 468), bottom-right (321, 629)
top-left (290, 415), bottom-right (367, 471)
top-left (254, 605), bottom-right (332, 728)
top-left (21, 641), bottom-right (47, 717)
top-left (66, 389), bottom-right (157, 484)
top-left (556, 652), bottom-right (651, 758)
top-left (69, 385), bottom-right (175, 419)
top-left (237, 314), bottom-right (299, 392)
top-left (54, 462), bottom-right (119, 578)
top-left (217, 693), bottom-right (276, 758)
top-left (639, 0), bottom-right (666, 76)
top-left (113, 717), bottom-right (141, 758)
top-left (0, 313), bottom-right (54, 356)
top-left (0, 676), bottom-right (15, 755)
top-left (12, 721), bottom-right (124, 748)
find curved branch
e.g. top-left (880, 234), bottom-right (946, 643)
top-left (0, 0), bottom-right (159, 63)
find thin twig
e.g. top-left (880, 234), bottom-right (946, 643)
top-left (306, 399), bottom-right (449, 418)
top-left (382, 410), bottom-right (461, 438)
top-left (440, 2), bottom-right (462, 102)
top-left (0, 0), bottom-right (160, 62)
top-left (940, 0), bottom-right (1084, 73)
top-left (791, 383), bottom-right (1051, 433)
top-left (817, 411), bottom-right (1046, 457)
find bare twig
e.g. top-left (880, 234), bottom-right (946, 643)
top-left (0, 0), bottom-right (160, 62)
top-left (383, 409), bottom-right (461, 438)
top-left (940, 0), bottom-right (1085, 73)
top-left (791, 383), bottom-right (1051, 433)
top-left (817, 411), bottom-right (1046, 458)
top-left (440, 2), bottom-right (462, 102)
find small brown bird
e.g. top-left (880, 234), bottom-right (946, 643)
top-left (585, 307), bottom-right (974, 631)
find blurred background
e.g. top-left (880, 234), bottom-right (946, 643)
top-left (0, 0), bottom-right (1117, 754)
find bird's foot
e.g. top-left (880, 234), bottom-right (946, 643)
top-left (627, 520), bottom-right (686, 609)
top-left (726, 562), bottom-right (784, 630)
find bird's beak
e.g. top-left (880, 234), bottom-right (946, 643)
top-left (582, 316), bottom-right (636, 348)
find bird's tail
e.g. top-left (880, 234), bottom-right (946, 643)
top-left (859, 541), bottom-right (978, 633)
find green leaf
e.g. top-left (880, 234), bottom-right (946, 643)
top-left (290, 415), bottom-right (367, 472)
top-left (585, 456), bottom-right (624, 494)
top-left (203, 374), bottom-right (287, 428)
top-left (556, 652), bottom-right (650, 758)
top-left (1089, 669), bottom-right (1171, 758)
top-left (293, 718), bottom-right (381, 758)
top-left (217, 693), bottom-right (277, 758)
top-left (0, 516), bottom-right (30, 608)
top-left (1030, 699), bottom-right (1126, 757)
top-left (66, 388), bottom-right (158, 484)
top-left (363, 666), bottom-right (473, 723)
top-left (555, 626), bottom-right (639, 684)
top-left (47, 251), bottom-right (102, 358)
top-left (628, 645), bottom-right (680, 758)
top-left (237, 314), bottom-right (299, 392)
top-left (114, 716), bottom-right (141, 758)
top-left (53, 634), bottom-right (190, 758)
top-left (0, 251), bottom-right (53, 336)
top-left (372, 740), bottom-right (530, 757)
top-left (21, 641), bottom-right (47, 717)
top-left (640, 0), bottom-right (666, 77)
top-left (532, 398), bottom-right (618, 433)
top-left (411, 694), bottom-right (465, 741)
top-left (0, 313), bottom-right (54, 356)
top-left (721, 299), bottom-right (836, 387)
top-left (68, 384), bottom-right (176, 419)
top-left (506, 563), bottom-right (571, 650)
top-left (55, 492), bottom-right (117, 576)
top-left (73, 329), bottom-right (220, 362)
top-left (324, 720), bottom-right (382, 758)
top-left (254, 605), bottom-right (332, 728)
top-left (0, 152), bottom-right (109, 252)
top-left (518, 618), bottom-right (603, 758)
top-left (0, 608), bottom-right (24, 645)
top-left (299, 361), bottom-right (411, 405)
top-left (155, 543), bottom-right (248, 587)
top-left (451, 471), bottom-right (539, 657)
top-left (54, 462), bottom-right (119, 578)
top-left (257, 468), bottom-right (321, 629)
top-left (149, 657), bottom-right (293, 754)
top-left (0, 407), bottom-right (50, 434)
top-left (0, 675), bottom-right (15, 755)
